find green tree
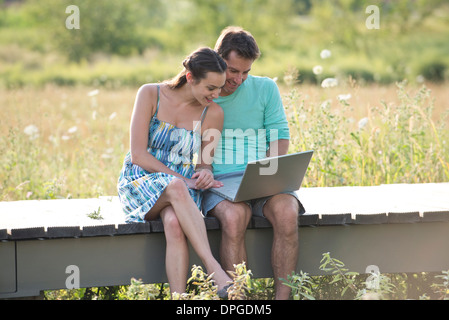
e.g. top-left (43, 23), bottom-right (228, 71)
top-left (27, 0), bottom-right (153, 61)
top-left (165, 0), bottom-right (300, 52)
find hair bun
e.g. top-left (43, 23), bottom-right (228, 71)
top-left (182, 57), bottom-right (190, 69)
top-left (168, 47), bottom-right (226, 89)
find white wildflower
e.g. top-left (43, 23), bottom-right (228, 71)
top-left (320, 49), bottom-right (332, 59)
top-left (88, 89), bottom-right (99, 97)
top-left (321, 78), bottom-right (338, 88)
top-left (101, 148), bottom-right (114, 159)
top-left (68, 126), bottom-right (78, 134)
top-left (337, 93), bottom-right (352, 101)
top-left (88, 89), bottom-right (99, 108)
top-left (320, 99), bottom-right (332, 110)
top-left (61, 135), bottom-right (70, 141)
top-left (24, 124), bottom-right (39, 140)
top-left (109, 112), bottom-right (117, 120)
top-left (48, 135), bottom-right (58, 145)
top-left (313, 65), bottom-right (323, 75)
top-left (358, 117), bottom-right (369, 130)
top-left (283, 74), bottom-right (294, 86)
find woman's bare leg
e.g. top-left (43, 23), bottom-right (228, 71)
top-left (160, 206), bottom-right (189, 295)
top-left (146, 179), bottom-right (232, 290)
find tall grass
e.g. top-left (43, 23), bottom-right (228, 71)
top-left (1, 82), bottom-right (448, 201)
top-left (285, 82), bottom-right (449, 187)
top-left (0, 86), bottom-right (134, 200)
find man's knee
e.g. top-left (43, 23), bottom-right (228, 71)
top-left (264, 194), bottom-right (299, 232)
top-left (212, 201), bottom-right (251, 239)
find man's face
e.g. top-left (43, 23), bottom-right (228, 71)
top-left (221, 50), bottom-right (254, 97)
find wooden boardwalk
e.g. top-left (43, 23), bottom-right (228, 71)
top-left (1, 183), bottom-right (448, 235)
top-left (301, 182), bottom-right (449, 215)
top-left (1, 182), bottom-right (448, 298)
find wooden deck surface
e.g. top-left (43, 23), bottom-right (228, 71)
top-left (0, 182), bottom-right (448, 239)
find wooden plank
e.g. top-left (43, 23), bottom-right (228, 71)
top-left (10, 227), bottom-right (46, 240)
top-left (387, 211), bottom-right (420, 224)
top-left (354, 213), bottom-right (388, 225)
top-left (204, 217), bottom-right (221, 230)
top-left (421, 211), bottom-right (449, 223)
top-left (299, 213), bottom-right (319, 226)
top-left (47, 226), bottom-right (82, 239)
top-left (298, 183), bottom-right (449, 216)
top-left (319, 213), bottom-right (352, 225)
top-left (0, 197), bottom-right (125, 231)
top-left (149, 220), bottom-right (164, 233)
top-left (250, 216), bottom-right (271, 229)
top-left (0, 229), bottom-right (8, 240)
top-left (81, 224), bottom-right (116, 237)
top-left (121, 217), bottom-right (219, 235)
top-left (0, 183), bottom-right (448, 240)
top-left (116, 222), bottom-right (151, 235)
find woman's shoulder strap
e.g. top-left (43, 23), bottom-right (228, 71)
top-left (153, 85), bottom-right (161, 117)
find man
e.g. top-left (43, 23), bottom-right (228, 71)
top-left (200, 26), bottom-right (305, 300)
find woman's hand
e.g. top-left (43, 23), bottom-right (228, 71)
top-left (191, 168), bottom-right (223, 190)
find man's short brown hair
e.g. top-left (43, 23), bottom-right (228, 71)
top-left (214, 26), bottom-right (261, 61)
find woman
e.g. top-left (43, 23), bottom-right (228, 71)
top-left (117, 47), bottom-right (230, 297)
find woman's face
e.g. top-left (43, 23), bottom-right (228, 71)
top-left (189, 71), bottom-right (226, 106)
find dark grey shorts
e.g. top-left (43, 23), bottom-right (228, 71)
top-left (201, 172), bottom-right (305, 217)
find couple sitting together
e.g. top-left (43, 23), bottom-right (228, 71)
top-left (117, 26), bottom-right (304, 300)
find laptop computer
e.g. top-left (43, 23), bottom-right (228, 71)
top-left (210, 150), bottom-right (313, 202)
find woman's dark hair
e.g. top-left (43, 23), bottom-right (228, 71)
top-left (167, 47), bottom-right (227, 89)
top-left (214, 26), bottom-right (260, 61)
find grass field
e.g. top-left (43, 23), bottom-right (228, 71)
top-left (1, 80), bottom-right (448, 201)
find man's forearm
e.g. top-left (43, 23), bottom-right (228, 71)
top-left (195, 164), bottom-right (214, 173)
top-left (267, 139), bottom-right (289, 157)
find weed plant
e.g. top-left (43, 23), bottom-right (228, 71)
top-left (2, 83), bottom-right (447, 200)
top-left (285, 82), bottom-right (449, 187)
top-left (44, 255), bottom-right (449, 300)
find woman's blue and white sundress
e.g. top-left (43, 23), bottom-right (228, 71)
top-left (117, 85), bottom-right (208, 223)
